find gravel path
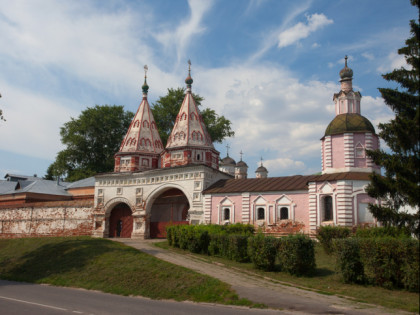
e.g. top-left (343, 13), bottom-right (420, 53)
top-left (116, 239), bottom-right (412, 315)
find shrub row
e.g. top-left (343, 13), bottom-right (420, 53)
top-left (167, 224), bottom-right (316, 276)
top-left (316, 226), bottom-right (412, 255)
top-left (333, 237), bottom-right (419, 291)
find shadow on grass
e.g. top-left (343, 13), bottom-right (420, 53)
top-left (3, 238), bottom-right (118, 283)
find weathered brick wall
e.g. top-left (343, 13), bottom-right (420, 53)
top-left (0, 200), bottom-right (95, 238)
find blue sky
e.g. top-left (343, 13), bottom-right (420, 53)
top-left (0, 0), bottom-right (417, 179)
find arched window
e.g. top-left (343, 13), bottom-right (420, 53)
top-left (223, 208), bottom-right (230, 221)
top-left (151, 122), bottom-right (156, 129)
top-left (323, 196), bottom-right (333, 221)
top-left (140, 138), bottom-right (145, 146)
top-left (280, 207), bottom-right (289, 220)
top-left (143, 121), bottom-right (149, 128)
top-left (257, 207), bottom-right (265, 220)
top-left (146, 139), bottom-right (151, 147)
top-left (134, 120), bottom-right (140, 128)
top-left (192, 131), bottom-right (196, 140)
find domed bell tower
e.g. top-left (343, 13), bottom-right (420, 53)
top-left (321, 57), bottom-right (380, 174)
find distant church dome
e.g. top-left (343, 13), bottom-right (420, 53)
top-left (236, 160), bottom-right (248, 167)
top-left (339, 55), bottom-right (353, 80)
top-left (324, 113), bottom-right (375, 137)
top-left (221, 156), bottom-right (236, 166)
top-left (256, 165), bottom-right (268, 173)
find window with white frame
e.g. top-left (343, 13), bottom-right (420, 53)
top-left (355, 143), bottom-right (365, 158)
top-left (322, 195), bottom-right (333, 221)
top-left (279, 206), bottom-right (289, 220)
top-left (223, 207), bottom-right (230, 221)
top-left (257, 207), bottom-right (265, 220)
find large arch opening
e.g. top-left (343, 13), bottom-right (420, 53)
top-left (109, 203), bottom-right (133, 238)
top-left (149, 188), bottom-right (189, 238)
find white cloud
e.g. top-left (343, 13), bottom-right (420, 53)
top-left (154, 0), bottom-right (213, 66)
top-left (0, 81), bottom-right (79, 159)
top-left (362, 52), bottom-right (374, 60)
top-left (263, 158), bottom-right (305, 174)
top-left (377, 52), bottom-right (408, 73)
top-left (278, 13), bottom-right (333, 48)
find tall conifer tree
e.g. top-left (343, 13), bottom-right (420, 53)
top-left (367, 0), bottom-right (420, 236)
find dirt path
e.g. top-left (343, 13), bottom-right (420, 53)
top-left (116, 239), bottom-right (411, 315)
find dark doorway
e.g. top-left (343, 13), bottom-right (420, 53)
top-left (109, 203), bottom-right (133, 238)
top-left (150, 188), bottom-right (189, 238)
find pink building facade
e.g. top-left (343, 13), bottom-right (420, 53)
top-left (203, 57), bottom-right (380, 235)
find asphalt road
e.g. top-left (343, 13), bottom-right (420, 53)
top-left (0, 280), bottom-right (284, 315)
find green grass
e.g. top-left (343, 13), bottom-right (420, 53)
top-left (155, 241), bottom-right (420, 313)
top-left (0, 237), bottom-right (256, 307)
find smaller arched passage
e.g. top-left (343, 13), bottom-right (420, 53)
top-left (149, 188), bottom-right (189, 238)
top-left (109, 203), bottom-right (133, 238)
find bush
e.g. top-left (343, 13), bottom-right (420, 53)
top-left (278, 234), bottom-right (316, 276)
top-left (358, 237), bottom-right (418, 290)
top-left (227, 235), bottom-right (250, 262)
top-left (355, 226), bottom-right (411, 239)
top-left (316, 226), bottom-right (351, 254)
top-left (333, 238), bottom-right (365, 284)
top-left (248, 234), bottom-right (278, 271)
top-left (187, 227), bottom-right (210, 254)
top-left (208, 233), bottom-right (229, 257)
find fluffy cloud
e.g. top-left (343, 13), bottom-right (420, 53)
top-left (262, 158), bottom-right (306, 174)
top-left (377, 52), bottom-right (408, 73)
top-left (278, 13), bottom-right (333, 48)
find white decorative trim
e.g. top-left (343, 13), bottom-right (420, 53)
top-left (344, 133), bottom-right (354, 167)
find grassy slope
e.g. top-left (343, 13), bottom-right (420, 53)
top-left (0, 237), bottom-right (255, 306)
top-left (155, 241), bottom-right (419, 313)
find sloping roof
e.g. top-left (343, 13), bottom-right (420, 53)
top-left (203, 172), bottom-right (372, 194)
top-left (66, 177), bottom-right (95, 189)
top-left (165, 78), bottom-right (214, 150)
top-left (117, 93), bottom-right (164, 155)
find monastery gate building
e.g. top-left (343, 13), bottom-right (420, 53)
top-left (0, 59), bottom-right (380, 238)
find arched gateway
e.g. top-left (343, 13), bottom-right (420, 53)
top-left (149, 188), bottom-right (189, 238)
top-left (109, 203), bottom-right (133, 238)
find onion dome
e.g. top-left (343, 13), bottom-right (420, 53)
top-left (185, 59), bottom-right (193, 87)
top-left (324, 113), bottom-right (375, 136)
top-left (256, 165), bottom-right (268, 173)
top-left (236, 160), bottom-right (248, 167)
top-left (339, 55), bottom-right (353, 80)
top-left (221, 156), bottom-right (236, 166)
top-left (142, 65), bottom-right (149, 95)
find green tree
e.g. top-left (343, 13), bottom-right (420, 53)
top-left (366, 0), bottom-right (420, 236)
top-left (152, 87), bottom-right (234, 146)
top-left (46, 105), bottom-right (134, 182)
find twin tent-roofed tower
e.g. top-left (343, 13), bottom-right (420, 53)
top-left (94, 58), bottom-right (380, 239)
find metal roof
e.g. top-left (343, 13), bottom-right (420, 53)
top-left (203, 172), bottom-right (371, 194)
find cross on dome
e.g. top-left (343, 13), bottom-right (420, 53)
top-left (142, 64), bottom-right (149, 96)
top-left (185, 59), bottom-right (193, 90)
top-left (226, 143), bottom-right (230, 157)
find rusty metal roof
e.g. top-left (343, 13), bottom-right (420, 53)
top-left (203, 172), bottom-right (372, 194)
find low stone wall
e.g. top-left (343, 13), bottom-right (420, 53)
top-left (0, 200), bottom-right (95, 238)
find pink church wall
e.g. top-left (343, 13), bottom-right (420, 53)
top-left (209, 192), bottom-right (310, 233)
top-left (331, 135), bottom-right (345, 169)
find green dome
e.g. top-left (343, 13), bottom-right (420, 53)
top-left (324, 114), bottom-right (375, 136)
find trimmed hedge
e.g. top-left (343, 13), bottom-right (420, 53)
top-left (316, 225), bottom-right (351, 254)
top-left (167, 224), bottom-right (318, 277)
top-left (333, 237), bottom-right (419, 291)
top-left (278, 234), bottom-right (316, 276)
top-left (333, 238), bottom-right (365, 284)
top-left (355, 226), bottom-right (411, 239)
top-left (247, 234), bottom-right (279, 271)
